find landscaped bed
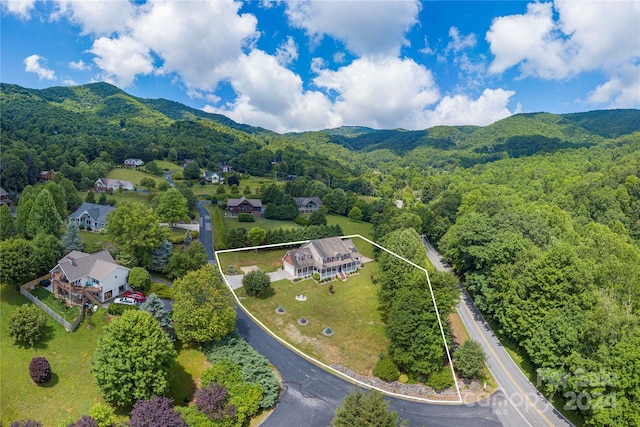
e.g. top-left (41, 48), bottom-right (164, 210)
top-left (30, 286), bottom-right (80, 323)
top-left (238, 261), bottom-right (387, 376)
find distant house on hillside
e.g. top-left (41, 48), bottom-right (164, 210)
top-left (69, 202), bottom-right (116, 230)
top-left (124, 158), bottom-right (144, 167)
top-left (225, 196), bottom-right (262, 218)
top-left (221, 165), bottom-right (234, 173)
top-left (95, 178), bottom-right (134, 192)
top-left (294, 197), bottom-right (322, 214)
top-left (0, 187), bottom-right (12, 205)
top-left (50, 250), bottom-right (130, 306)
top-left (39, 169), bottom-right (56, 182)
top-left (282, 237), bottom-right (362, 280)
top-left (202, 171), bottom-right (223, 184)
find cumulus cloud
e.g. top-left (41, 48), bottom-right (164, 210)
top-left (2, 0), bottom-right (37, 18)
top-left (314, 57), bottom-right (439, 129)
top-left (285, 0), bottom-right (421, 57)
top-left (487, 0), bottom-right (640, 107)
top-left (52, 0), bottom-right (135, 35)
top-left (447, 27), bottom-right (476, 53)
top-left (90, 36), bottom-right (153, 86)
top-left (23, 54), bottom-right (56, 80)
top-left (421, 88), bottom-right (516, 127)
top-left (276, 36), bottom-right (298, 66)
top-left (69, 59), bottom-right (91, 71)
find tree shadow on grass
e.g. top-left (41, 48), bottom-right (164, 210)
top-left (170, 341), bottom-right (196, 406)
top-left (39, 371), bottom-right (59, 388)
top-left (251, 287), bottom-right (275, 300)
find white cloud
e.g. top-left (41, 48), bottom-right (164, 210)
top-left (23, 54), bottom-right (56, 80)
top-left (69, 59), bottom-right (91, 71)
top-left (487, 0), bottom-right (640, 107)
top-left (419, 36), bottom-right (434, 55)
top-left (2, 0), bottom-right (37, 18)
top-left (447, 27), bottom-right (476, 53)
top-left (333, 52), bottom-right (345, 64)
top-left (52, 0), bottom-right (135, 35)
top-left (314, 57), bottom-right (439, 129)
top-left (285, 0), bottom-right (421, 57)
top-left (276, 36), bottom-right (298, 66)
top-left (90, 36), bottom-right (153, 86)
top-left (422, 88), bottom-right (516, 127)
top-left (205, 50), bottom-right (338, 133)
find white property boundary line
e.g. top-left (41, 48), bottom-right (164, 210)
top-left (214, 234), bottom-right (463, 404)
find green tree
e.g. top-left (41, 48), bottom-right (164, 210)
top-left (97, 192), bottom-right (107, 205)
top-left (61, 222), bottom-right (83, 252)
top-left (145, 161), bottom-right (161, 176)
top-left (26, 189), bottom-right (62, 238)
top-left (140, 293), bottom-right (176, 341)
top-left (140, 177), bottom-right (156, 191)
top-left (348, 206), bottom-right (363, 221)
top-left (158, 180), bottom-right (171, 191)
top-left (85, 190), bottom-right (96, 204)
top-left (53, 175), bottom-right (82, 210)
top-left (91, 310), bottom-right (176, 407)
top-left (183, 162), bottom-right (201, 180)
top-left (308, 209), bottom-right (327, 226)
top-left (453, 340), bottom-right (486, 380)
top-left (156, 188), bottom-right (189, 226)
top-left (32, 233), bottom-right (64, 276)
top-left (183, 230), bottom-right (193, 246)
top-left (172, 265), bottom-right (236, 343)
top-left (151, 239), bottom-right (173, 272)
top-left (0, 204), bottom-right (16, 240)
top-left (106, 202), bottom-right (170, 268)
top-left (323, 188), bottom-right (347, 215)
top-left (0, 238), bottom-right (35, 285)
top-left (128, 267), bottom-right (152, 292)
top-left (15, 185), bottom-right (35, 237)
top-left (44, 180), bottom-right (67, 219)
top-left (89, 402), bottom-right (115, 427)
top-left (247, 227), bottom-right (266, 250)
top-left (332, 389), bottom-right (403, 427)
top-left (164, 241), bottom-right (207, 279)
top-left (242, 270), bottom-right (271, 297)
top-left (9, 304), bottom-right (47, 347)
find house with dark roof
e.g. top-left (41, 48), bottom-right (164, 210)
top-left (69, 202), bottom-right (116, 230)
top-left (225, 196), bottom-right (262, 218)
top-left (282, 237), bottom-right (362, 280)
top-left (50, 250), bottom-right (130, 305)
top-left (39, 169), bottom-right (56, 182)
top-left (294, 197), bottom-right (322, 214)
top-left (95, 178), bottom-right (134, 192)
top-left (124, 158), bottom-right (145, 167)
top-left (0, 187), bottom-right (12, 205)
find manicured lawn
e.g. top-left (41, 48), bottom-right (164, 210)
top-left (111, 190), bottom-right (153, 206)
top-left (326, 215), bottom-right (374, 259)
top-left (107, 168), bottom-right (165, 187)
top-left (0, 285), bottom-right (112, 426)
top-left (239, 260), bottom-right (386, 376)
top-left (169, 342), bottom-right (211, 405)
top-left (218, 248), bottom-right (289, 274)
top-left (30, 287), bottom-right (81, 323)
top-left (223, 215), bottom-right (302, 232)
top-left (155, 160), bottom-right (182, 171)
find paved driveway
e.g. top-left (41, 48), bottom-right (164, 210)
top-left (225, 268), bottom-right (292, 290)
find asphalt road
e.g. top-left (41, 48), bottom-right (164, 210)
top-left (423, 239), bottom-right (573, 427)
top-left (195, 200), bottom-right (215, 264)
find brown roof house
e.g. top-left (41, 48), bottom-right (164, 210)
top-left (0, 187), bottom-right (12, 205)
top-left (294, 197), bottom-right (322, 214)
top-left (282, 237), bottom-right (361, 280)
top-left (50, 250), bottom-right (130, 306)
top-left (39, 169), bottom-right (56, 182)
top-left (225, 196), bottom-right (262, 218)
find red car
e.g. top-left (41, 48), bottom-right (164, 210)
top-left (123, 291), bottom-right (146, 302)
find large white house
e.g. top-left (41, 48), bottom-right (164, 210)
top-left (95, 178), bottom-right (134, 192)
top-left (282, 237), bottom-right (362, 280)
top-left (69, 202), bottom-right (116, 230)
top-left (50, 250), bottom-right (130, 306)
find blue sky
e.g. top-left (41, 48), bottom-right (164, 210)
top-left (1, 0), bottom-right (639, 133)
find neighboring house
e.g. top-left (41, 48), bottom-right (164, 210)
top-left (50, 250), bottom-right (130, 306)
top-left (95, 178), bottom-right (134, 192)
top-left (69, 202), bottom-right (116, 230)
top-left (0, 187), bottom-right (12, 205)
top-left (202, 171), bottom-right (223, 184)
top-left (39, 169), bottom-right (56, 182)
top-left (282, 237), bottom-right (362, 280)
top-left (124, 158), bottom-right (144, 167)
top-left (225, 196), bottom-right (262, 218)
top-left (221, 165), bottom-right (234, 173)
top-left (294, 197), bottom-right (322, 214)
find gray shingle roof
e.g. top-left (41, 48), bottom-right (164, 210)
top-left (55, 250), bottom-right (127, 283)
top-left (69, 202), bottom-right (116, 224)
top-left (226, 196), bottom-right (262, 208)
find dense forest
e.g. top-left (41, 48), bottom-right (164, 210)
top-left (1, 82), bottom-right (639, 426)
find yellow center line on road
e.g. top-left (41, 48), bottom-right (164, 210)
top-left (460, 295), bottom-right (555, 427)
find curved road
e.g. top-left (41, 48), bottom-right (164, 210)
top-left (423, 239), bottom-right (573, 427)
top-left (196, 206), bottom-right (501, 425)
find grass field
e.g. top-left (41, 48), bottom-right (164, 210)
top-left (154, 160), bottom-right (182, 171)
top-left (218, 248), bottom-right (289, 274)
top-left (107, 168), bottom-right (165, 187)
top-left (223, 215), bottom-right (302, 232)
top-left (239, 259), bottom-right (385, 376)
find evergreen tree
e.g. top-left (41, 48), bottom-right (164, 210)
top-left (15, 185), bottom-right (35, 237)
top-left (151, 239), bottom-right (173, 272)
top-left (61, 222), bottom-right (83, 252)
top-left (85, 190), bottom-right (96, 204)
top-left (98, 192), bottom-right (107, 205)
top-left (0, 204), bottom-right (16, 240)
top-left (140, 294), bottom-right (176, 341)
top-left (183, 230), bottom-right (193, 246)
top-left (332, 389), bottom-right (403, 427)
top-left (26, 189), bottom-right (61, 238)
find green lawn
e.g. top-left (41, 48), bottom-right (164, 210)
top-left (107, 168), bottom-right (165, 188)
top-left (218, 248), bottom-right (289, 274)
top-left (155, 160), bottom-right (182, 171)
top-left (223, 215), bottom-right (302, 232)
top-left (239, 260), bottom-right (385, 376)
top-left (30, 287), bottom-right (81, 323)
top-left (326, 214), bottom-right (373, 238)
top-left (111, 190), bottom-right (153, 207)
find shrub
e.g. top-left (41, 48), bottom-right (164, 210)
top-left (66, 416), bottom-right (98, 427)
top-left (128, 267), bottom-right (152, 292)
top-left (29, 357), bottom-right (51, 384)
top-left (428, 367), bottom-right (455, 391)
top-left (129, 397), bottom-right (186, 427)
top-left (148, 282), bottom-right (175, 299)
top-left (372, 356), bottom-right (399, 382)
top-left (398, 374), bottom-right (409, 384)
top-left (10, 421), bottom-right (42, 427)
top-left (453, 340), bottom-right (487, 380)
top-left (293, 216), bottom-right (309, 226)
top-left (88, 402), bottom-right (115, 427)
top-left (242, 270), bottom-right (271, 297)
top-left (106, 303), bottom-right (139, 316)
top-left (238, 213), bottom-right (255, 222)
top-left (194, 383), bottom-right (237, 421)
top-left (312, 272), bottom-right (321, 281)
